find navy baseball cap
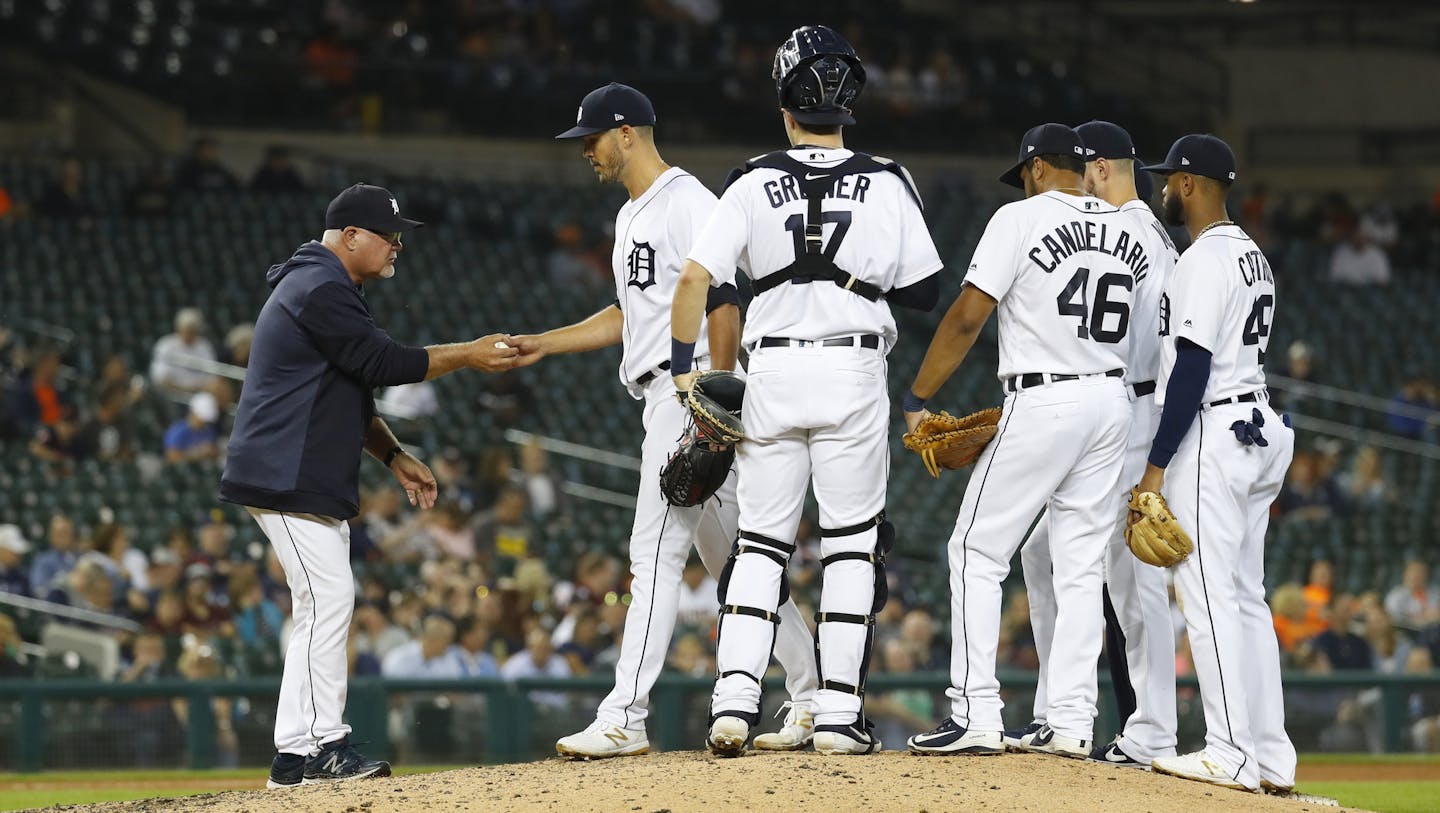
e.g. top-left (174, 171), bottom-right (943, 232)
top-left (999, 123), bottom-right (1086, 189)
top-left (324, 183), bottom-right (424, 233)
top-left (1141, 134), bottom-right (1237, 183)
top-left (556, 83), bottom-right (656, 139)
top-left (1134, 166), bottom-right (1154, 202)
top-left (1075, 120), bottom-right (1137, 161)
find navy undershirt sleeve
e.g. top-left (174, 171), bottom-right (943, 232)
top-left (887, 272), bottom-right (940, 311)
top-left (1147, 338), bottom-right (1212, 470)
top-left (705, 283), bottom-right (740, 313)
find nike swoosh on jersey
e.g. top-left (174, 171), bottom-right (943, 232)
top-left (804, 173), bottom-right (830, 180)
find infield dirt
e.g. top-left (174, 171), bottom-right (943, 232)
top-left (23, 751), bottom-right (1373, 813)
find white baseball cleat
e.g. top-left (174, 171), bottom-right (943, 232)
top-left (555, 720), bottom-right (650, 760)
top-left (1017, 723), bottom-right (1090, 759)
top-left (752, 702), bottom-right (814, 751)
top-left (1151, 750), bottom-right (1250, 790)
top-left (707, 715), bottom-right (751, 757)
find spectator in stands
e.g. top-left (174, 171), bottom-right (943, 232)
top-left (91, 354), bottom-right (145, 409)
top-left (474, 446), bottom-right (516, 508)
top-left (175, 639), bottom-right (241, 767)
top-left (0, 613), bottom-right (28, 676)
top-left (1270, 340), bottom-right (1316, 412)
top-left (430, 502), bottom-right (478, 560)
top-left (74, 388), bottom-right (136, 462)
top-left (477, 371), bottom-right (536, 429)
top-left (230, 569), bottom-right (283, 653)
top-left (499, 626), bottom-right (571, 709)
top-left (1305, 594), bottom-right (1374, 670)
top-left (1339, 445), bottom-right (1393, 509)
top-left (1272, 583), bottom-right (1322, 656)
top-left (353, 599), bottom-right (409, 666)
top-left (675, 556), bottom-right (717, 629)
top-left (146, 589), bottom-right (186, 637)
top-left (898, 608), bottom-right (945, 671)
top-left (0, 525), bottom-right (32, 596)
top-left (472, 486), bottom-right (534, 572)
top-left (92, 522), bottom-right (149, 592)
top-left (454, 614), bottom-right (501, 677)
top-left (126, 162), bottom-right (175, 217)
top-left (382, 614), bottom-right (465, 678)
top-left (193, 512), bottom-right (239, 584)
top-left (142, 547), bottom-right (182, 611)
top-left (1330, 224), bottom-right (1392, 286)
top-left (1304, 559), bottom-right (1337, 630)
top-left (1386, 560), bottom-right (1440, 630)
top-left (114, 633), bottom-right (181, 765)
top-left (555, 606), bottom-right (604, 676)
top-left (1387, 375), bottom-right (1439, 440)
top-left (29, 513), bottom-right (79, 597)
top-left (665, 631), bottom-right (713, 678)
top-left (1366, 603), bottom-right (1412, 674)
top-left (164, 392), bottom-right (221, 463)
top-left (6, 345), bottom-right (71, 435)
top-left (432, 447), bottom-right (477, 513)
top-left (150, 307), bottom-right (218, 395)
top-left (180, 563), bottom-right (232, 638)
top-left (1278, 451), bottom-right (1344, 519)
top-left (47, 559), bottom-right (119, 616)
top-left (1359, 202), bottom-right (1400, 250)
top-left (35, 157), bottom-right (96, 218)
top-left (175, 136), bottom-right (239, 192)
top-left (998, 589), bottom-right (1040, 669)
top-left (553, 550), bottom-right (622, 610)
top-left (224, 324), bottom-right (254, 369)
top-left (518, 439), bottom-right (564, 520)
top-left (28, 411), bottom-right (81, 468)
top-left (1403, 648), bottom-right (1440, 751)
top-left (250, 145), bottom-right (307, 193)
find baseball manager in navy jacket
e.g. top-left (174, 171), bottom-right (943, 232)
top-left (222, 183), bottom-right (527, 788)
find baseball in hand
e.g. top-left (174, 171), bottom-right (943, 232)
top-left (495, 341), bottom-right (510, 349)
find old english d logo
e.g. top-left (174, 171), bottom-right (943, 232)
top-left (626, 240), bottom-right (656, 291)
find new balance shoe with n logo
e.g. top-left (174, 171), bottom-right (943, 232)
top-left (266, 753), bottom-right (305, 789)
top-left (1151, 750), bottom-right (1249, 791)
top-left (907, 718), bottom-right (1003, 755)
top-left (555, 720), bottom-right (650, 760)
top-left (752, 702), bottom-right (814, 751)
top-left (1089, 738), bottom-right (1148, 768)
top-left (302, 737), bottom-right (391, 783)
top-left (1001, 720), bottom-right (1044, 751)
top-left (1017, 723), bottom-right (1090, 758)
top-left (707, 714), bottom-right (752, 757)
top-left (812, 717), bottom-right (881, 755)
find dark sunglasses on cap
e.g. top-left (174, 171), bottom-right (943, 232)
top-left (356, 226), bottom-right (403, 245)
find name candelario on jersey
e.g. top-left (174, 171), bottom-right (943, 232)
top-left (1026, 219), bottom-right (1151, 281)
top-left (763, 173), bottom-right (871, 209)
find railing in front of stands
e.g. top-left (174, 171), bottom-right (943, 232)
top-left (1, 671), bottom-right (1436, 772)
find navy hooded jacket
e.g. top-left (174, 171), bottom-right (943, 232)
top-left (220, 241), bottom-right (429, 519)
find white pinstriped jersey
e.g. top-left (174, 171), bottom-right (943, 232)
top-left (1157, 224), bottom-right (1274, 407)
top-left (686, 147), bottom-right (942, 351)
top-left (613, 168), bottom-right (718, 399)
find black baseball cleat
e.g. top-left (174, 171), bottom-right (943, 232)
top-left (907, 718), bottom-right (1003, 755)
top-left (1090, 738), bottom-right (1148, 768)
top-left (266, 752), bottom-right (306, 789)
top-left (813, 719), bottom-right (882, 755)
top-left (1002, 720), bottom-right (1044, 751)
top-left (303, 737), bottom-right (392, 783)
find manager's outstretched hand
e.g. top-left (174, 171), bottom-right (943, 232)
top-left (389, 450), bottom-right (438, 509)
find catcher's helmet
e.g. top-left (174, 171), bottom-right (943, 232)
top-left (773, 25), bottom-right (866, 127)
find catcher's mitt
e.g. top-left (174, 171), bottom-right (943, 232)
top-left (659, 426), bottom-right (736, 507)
top-left (902, 407), bottom-right (1003, 478)
top-left (686, 370), bottom-right (745, 445)
top-left (1124, 488), bottom-right (1194, 567)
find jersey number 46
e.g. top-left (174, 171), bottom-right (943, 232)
top-left (1056, 266), bottom-right (1132, 344)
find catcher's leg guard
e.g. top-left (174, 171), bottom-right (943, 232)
top-left (712, 530), bottom-right (793, 718)
top-left (812, 513), bottom-right (891, 737)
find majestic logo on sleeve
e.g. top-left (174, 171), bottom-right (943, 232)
top-left (626, 240), bottom-right (657, 291)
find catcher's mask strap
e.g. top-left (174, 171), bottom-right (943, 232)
top-left (818, 511), bottom-right (886, 538)
top-left (721, 604), bottom-right (780, 624)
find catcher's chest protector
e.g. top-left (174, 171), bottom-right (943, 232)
top-left (724, 150), bottom-right (923, 302)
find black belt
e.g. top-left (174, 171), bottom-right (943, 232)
top-left (635, 360), bottom-right (671, 388)
top-left (758, 334), bottom-right (880, 349)
top-left (1006, 368), bottom-right (1123, 393)
top-left (1208, 390), bottom-right (1265, 408)
top-left (1131, 380), bottom-right (1156, 397)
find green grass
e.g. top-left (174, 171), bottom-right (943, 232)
top-left (1303, 781), bottom-right (1440, 813)
top-left (1300, 753), bottom-right (1440, 765)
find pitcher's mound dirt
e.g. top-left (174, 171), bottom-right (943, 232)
top-left (39, 751), bottom-right (1371, 813)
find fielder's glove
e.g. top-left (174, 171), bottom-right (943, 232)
top-left (901, 407), bottom-right (1003, 478)
top-left (659, 426), bottom-right (736, 507)
top-left (685, 370), bottom-right (745, 445)
top-left (1124, 488), bottom-right (1194, 567)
